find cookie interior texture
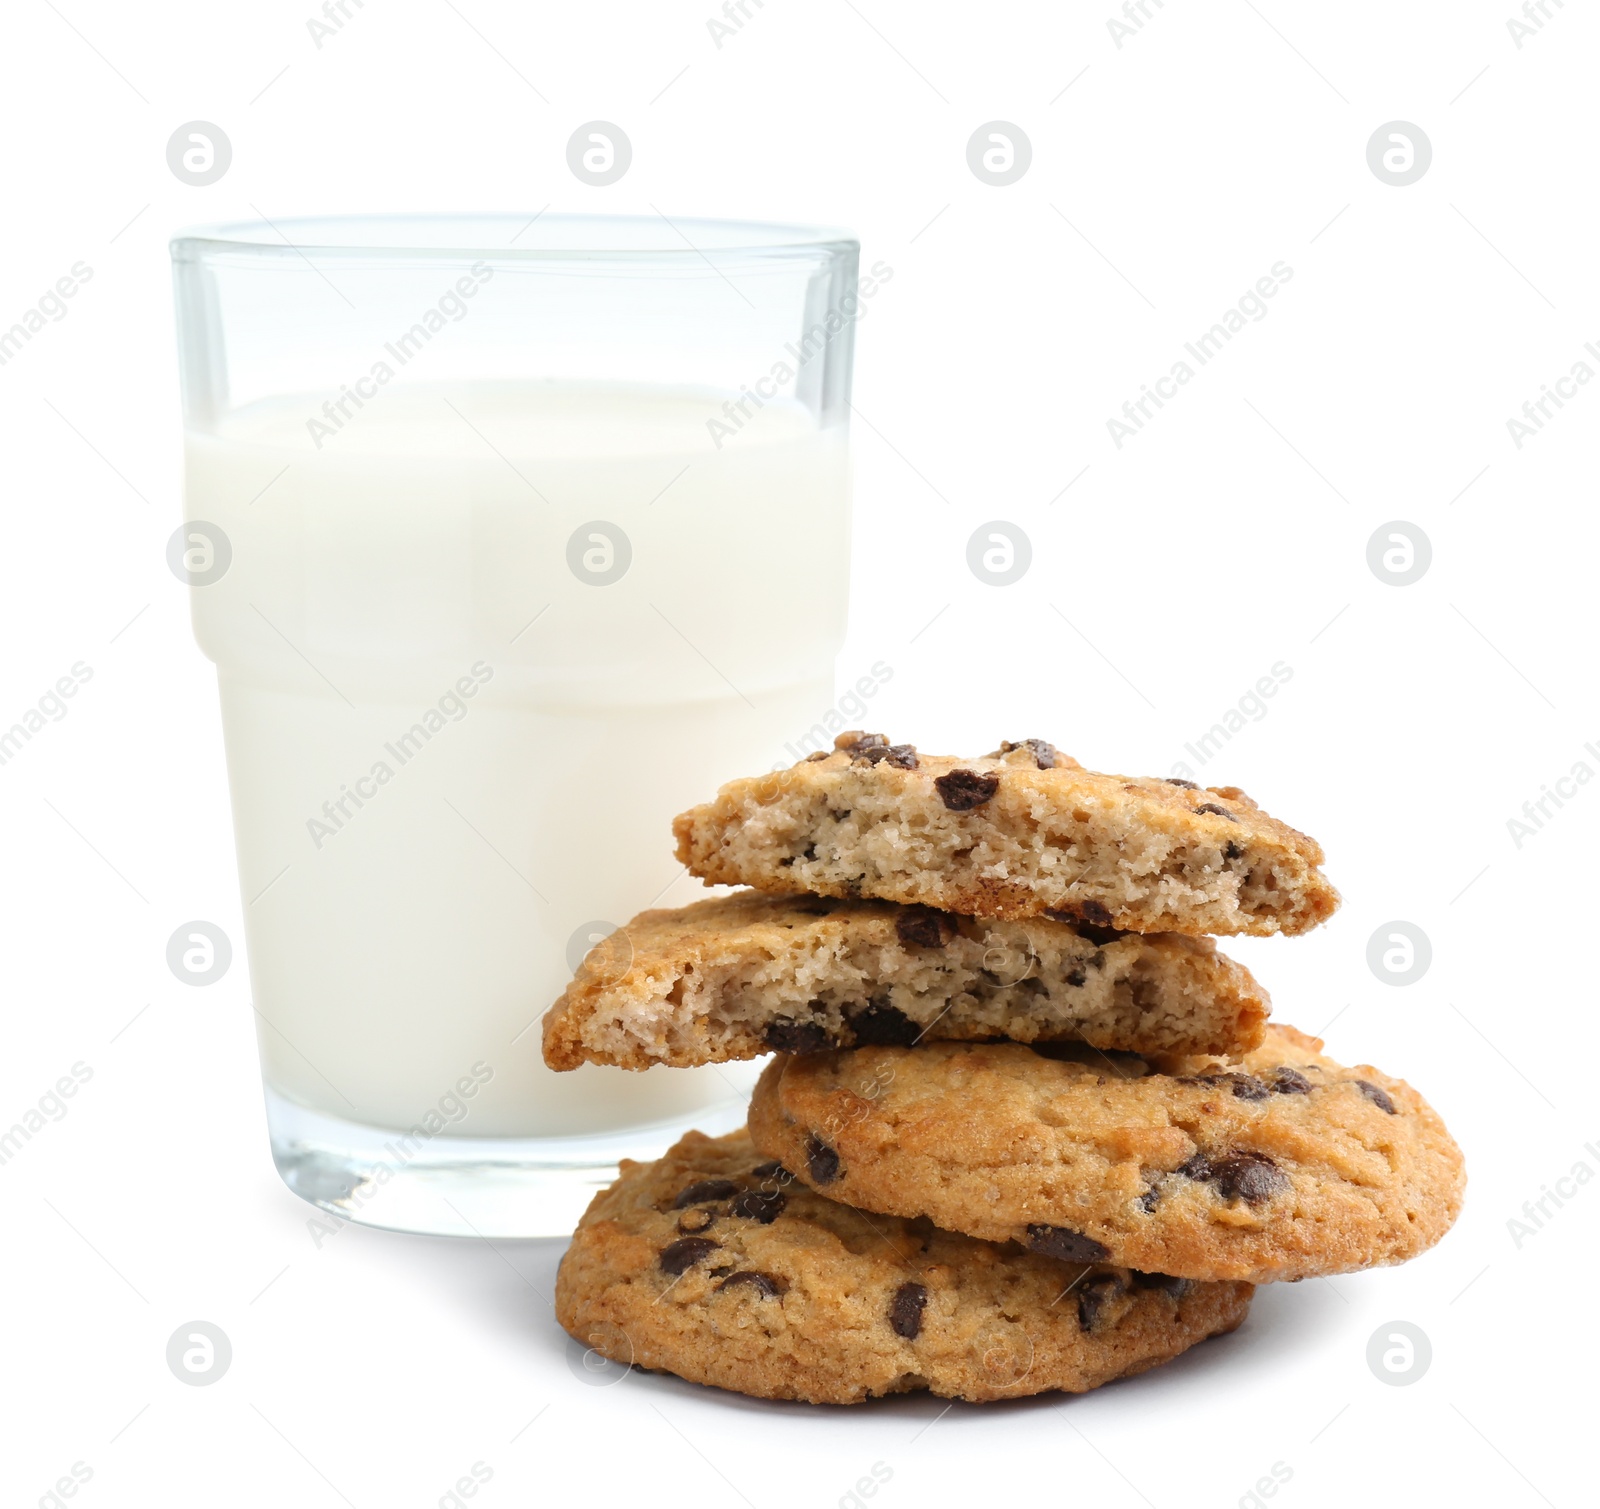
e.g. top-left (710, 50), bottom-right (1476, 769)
top-left (554, 1130), bottom-right (1253, 1404)
top-left (672, 734), bottom-right (1339, 937)
top-left (542, 889), bottom-right (1270, 1071)
top-left (745, 1024), bottom-right (1465, 1284)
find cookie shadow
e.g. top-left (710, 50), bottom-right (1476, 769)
top-left (356, 1225), bottom-right (1351, 1420)
top-left (343, 1225), bottom-right (571, 1342)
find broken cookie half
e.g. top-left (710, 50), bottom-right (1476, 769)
top-left (671, 732), bottom-right (1340, 937)
top-left (541, 887), bottom-right (1269, 1071)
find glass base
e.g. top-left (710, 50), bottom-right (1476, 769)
top-left (264, 1085), bottom-right (752, 1237)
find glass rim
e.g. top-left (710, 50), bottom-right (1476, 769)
top-left (170, 212), bottom-right (858, 264)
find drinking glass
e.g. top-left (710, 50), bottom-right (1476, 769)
top-left (170, 214), bottom-right (857, 1235)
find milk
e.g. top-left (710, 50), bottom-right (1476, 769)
top-left (186, 382), bottom-right (849, 1137)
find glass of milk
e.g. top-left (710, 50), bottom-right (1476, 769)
top-left (170, 216), bottom-right (858, 1235)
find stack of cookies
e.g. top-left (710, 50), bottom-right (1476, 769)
top-left (547, 733), bottom-right (1464, 1405)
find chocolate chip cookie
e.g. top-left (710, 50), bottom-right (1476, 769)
top-left (746, 1025), bottom-right (1463, 1283)
top-left (542, 889), bottom-right (1270, 1071)
top-left (554, 1129), bottom-right (1253, 1404)
top-left (671, 734), bottom-right (1339, 937)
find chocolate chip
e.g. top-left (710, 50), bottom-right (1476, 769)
top-left (1223, 840), bottom-right (1245, 862)
top-left (1077, 1273), bottom-right (1125, 1332)
top-left (1208, 1151), bottom-right (1290, 1204)
top-left (791, 898), bottom-right (838, 916)
top-left (851, 742), bottom-right (919, 770)
top-left (996, 738), bottom-right (1059, 770)
top-left (1056, 899), bottom-right (1115, 930)
top-left (805, 1135), bottom-right (841, 1185)
top-left (1137, 1187), bottom-right (1162, 1213)
top-left (1164, 778), bottom-right (1200, 789)
top-left (848, 999), bottom-right (922, 1047)
top-left (828, 729), bottom-right (913, 769)
top-left (1195, 802), bottom-right (1239, 822)
top-left (1181, 1071), bottom-right (1270, 1101)
top-left (934, 769), bottom-right (1000, 811)
top-left (1065, 968), bottom-right (1087, 988)
top-left (1177, 1153), bottom-right (1213, 1181)
top-left (750, 1160), bottom-right (792, 1182)
top-left (676, 1208), bottom-right (716, 1235)
top-left (895, 906), bottom-right (950, 948)
top-left (672, 1178), bottom-right (739, 1209)
top-left (889, 1281), bottom-right (927, 1339)
top-left (1132, 1272), bottom-right (1192, 1298)
top-left (1049, 908), bottom-right (1126, 947)
top-left (763, 1020), bottom-right (831, 1055)
top-left (658, 1236), bottom-right (720, 1274)
top-left (729, 1189), bottom-right (787, 1224)
top-left (1355, 1079), bottom-right (1397, 1115)
top-left (1267, 1067), bottom-right (1313, 1095)
top-left (1025, 1224), bottom-right (1111, 1263)
top-left (717, 1270), bottom-right (786, 1298)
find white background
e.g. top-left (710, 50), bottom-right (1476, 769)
top-left (2, 2), bottom-right (1596, 1505)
